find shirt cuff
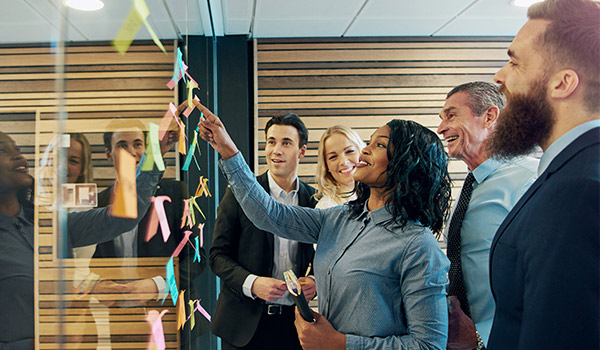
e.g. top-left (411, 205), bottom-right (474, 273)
top-left (152, 276), bottom-right (168, 301)
top-left (242, 274), bottom-right (259, 299)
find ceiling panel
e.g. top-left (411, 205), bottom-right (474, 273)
top-left (0, 0), bottom-right (532, 44)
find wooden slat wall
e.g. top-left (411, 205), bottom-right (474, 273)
top-left (0, 41), bottom-right (180, 349)
top-left (256, 38), bottom-right (511, 201)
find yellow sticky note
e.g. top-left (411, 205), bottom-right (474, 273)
top-left (110, 149), bottom-right (137, 218)
top-left (135, 0), bottom-right (167, 54)
top-left (188, 299), bottom-right (196, 330)
top-left (187, 80), bottom-right (197, 107)
top-left (178, 121), bottom-right (186, 155)
top-left (177, 290), bottom-right (186, 330)
top-left (112, 2), bottom-right (146, 55)
top-left (141, 123), bottom-right (165, 171)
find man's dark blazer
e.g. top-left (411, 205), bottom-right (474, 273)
top-left (487, 127), bottom-right (600, 350)
top-left (209, 172), bottom-right (317, 347)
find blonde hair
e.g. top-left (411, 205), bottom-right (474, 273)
top-left (70, 133), bottom-right (94, 183)
top-left (315, 125), bottom-right (365, 205)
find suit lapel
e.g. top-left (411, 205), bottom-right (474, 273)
top-left (491, 127), bottom-right (600, 250)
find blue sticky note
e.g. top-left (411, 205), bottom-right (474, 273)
top-left (194, 236), bottom-right (201, 262)
top-left (166, 257), bottom-right (179, 306)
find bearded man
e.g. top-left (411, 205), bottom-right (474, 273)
top-left (487, 0), bottom-right (600, 349)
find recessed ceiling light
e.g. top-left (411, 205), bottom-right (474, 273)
top-left (511, 0), bottom-right (543, 7)
top-left (65, 0), bottom-right (104, 11)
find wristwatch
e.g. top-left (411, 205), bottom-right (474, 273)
top-left (475, 330), bottom-right (485, 350)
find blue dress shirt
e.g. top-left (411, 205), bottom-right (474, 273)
top-left (220, 152), bottom-right (450, 350)
top-left (538, 119), bottom-right (600, 176)
top-left (444, 157), bottom-right (538, 345)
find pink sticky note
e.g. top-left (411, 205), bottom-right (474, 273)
top-left (194, 300), bottom-right (211, 322)
top-left (146, 309), bottom-right (168, 350)
top-left (154, 195), bottom-right (172, 242)
top-left (166, 79), bottom-right (176, 90)
top-left (183, 95), bottom-right (200, 117)
top-left (171, 230), bottom-right (193, 257)
top-left (145, 197), bottom-right (159, 242)
top-left (198, 223), bottom-right (204, 248)
top-left (158, 103), bottom-right (176, 140)
top-left (181, 198), bottom-right (193, 229)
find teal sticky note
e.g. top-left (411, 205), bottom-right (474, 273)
top-left (166, 257), bottom-right (178, 306)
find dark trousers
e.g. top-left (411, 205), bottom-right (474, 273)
top-left (221, 305), bottom-right (302, 350)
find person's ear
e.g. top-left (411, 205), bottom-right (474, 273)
top-left (298, 144), bottom-right (307, 159)
top-left (483, 105), bottom-right (499, 129)
top-left (105, 147), bottom-right (113, 162)
top-left (549, 69), bottom-right (579, 100)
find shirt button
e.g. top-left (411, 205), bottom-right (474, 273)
top-left (343, 246), bottom-right (347, 250)
top-left (327, 269), bottom-right (330, 274)
top-left (360, 226), bottom-right (364, 230)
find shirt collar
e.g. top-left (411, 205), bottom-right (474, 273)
top-left (267, 170), bottom-right (299, 198)
top-left (357, 200), bottom-right (395, 226)
top-left (538, 120), bottom-right (600, 176)
top-left (471, 157), bottom-right (502, 185)
top-left (0, 206), bottom-right (31, 228)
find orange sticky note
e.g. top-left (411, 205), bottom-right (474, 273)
top-left (110, 149), bottom-right (137, 218)
top-left (178, 120), bottom-right (186, 155)
top-left (177, 290), bottom-right (186, 330)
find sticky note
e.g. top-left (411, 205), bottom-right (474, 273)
top-left (146, 309), bottom-right (168, 350)
top-left (141, 123), bottom-right (165, 171)
top-left (194, 300), bottom-right (211, 322)
top-left (188, 300), bottom-right (196, 330)
top-left (178, 120), bottom-right (186, 155)
top-left (182, 130), bottom-right (198, 171)
top-left (194, 236), bottom-right (201, 262)
top-left (158, 103), bottom-right (176, 140)
top-left (154, 196), bottom-right (172, 242)
top-left (187, 80), bottom-right (197, 108)
top-left (110, 149), bottom-right (137, 218)
top-left (171, 230), bottom-right (193, 258)
top-left (195, 176), bottom-right (211, 197)
top-left (145, 197), bottom-right (159, 242)
top-left (183, 95), bottom-right (200, 117)
top-left (112, 2), bottom-right (145, 55)
top-left (165, 257), bottom-right (178, 306)
top-left (181, 198), bottom-right (192, 229)
top-left (177, 290), bottom-right (186, 330)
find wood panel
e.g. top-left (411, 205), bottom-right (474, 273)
top-left (256, 37), bottom-right (510, 192)
top-left (0, 41), bottom-right (181, 349)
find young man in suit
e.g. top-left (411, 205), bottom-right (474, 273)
top-left (93, 121), bottom-right (207, 347)
top-left (437, 81), bottom-right (538, 350)
top-left (487, 0), bottom-right (599, 349)
top-left (209, 113), bottom-right (317, 350)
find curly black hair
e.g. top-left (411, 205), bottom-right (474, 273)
top-left (348, 120), bottom-right (452, 236)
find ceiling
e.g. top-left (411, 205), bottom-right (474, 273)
top-left (0, 0), bottom-right (531, 44)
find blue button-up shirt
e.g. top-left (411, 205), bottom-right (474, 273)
top-left (220, 152), bottom-right (449, 350)
top-left (443, 157), bottom-right (538, 345)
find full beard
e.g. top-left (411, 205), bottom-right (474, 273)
top-left (488, 80), bottom-right (555, 159)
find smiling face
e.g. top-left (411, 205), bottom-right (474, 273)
top-left (437, 91), bottom-right (492, 170)
top-left (324, 133), bottom-right (359, 191)
top-left (354, 125), bottom-right (390, 188)
top-left (106, 130), bottom-right (146, 167)
top-left (67, 138), bottom-right (83, 183)
top-left (264, 124), bottom-right (306, 184)
top-left (0, 132), bottom-right (32, 194)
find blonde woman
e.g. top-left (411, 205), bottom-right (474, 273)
top-left (67, 133), bottom-right (94, 184)
top-left (314, 125), bottom-right (365, 209)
